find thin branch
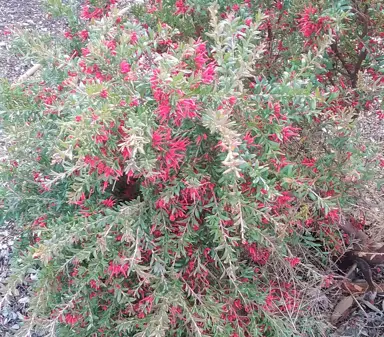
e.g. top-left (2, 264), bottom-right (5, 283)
top-left (351, 4), bottom-right (370, 88)
top-left (330, 42), bottom-right (352, 76)
top-left (351, 48), bottom-right (368, 88)
top-left (12, 63), bottom-right (41, 86)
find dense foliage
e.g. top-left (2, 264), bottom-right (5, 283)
top-left (1, 0), bottom-right (384, 336)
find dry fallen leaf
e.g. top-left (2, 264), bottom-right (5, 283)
top-left (341, 280), bottom-right (365, 294)
top-left (331, 295), bottom-right (355, 325)
top-left (342, 280), bottom-right (384, 294)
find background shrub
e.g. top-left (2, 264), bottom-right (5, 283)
top-left (1, 0), bottom-right (383, 336)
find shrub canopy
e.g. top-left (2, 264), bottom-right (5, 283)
top-left (1, 0), bottom-right (383, 336)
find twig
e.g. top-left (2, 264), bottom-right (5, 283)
top-left (350, 4), bottom-right (369, 88)
top-left (117, 6), bottom-right (133, 17)
top-left (330, 42), bottom-right (352, 76)
top-left (345, 262), bottom-right (357, 279)
top-left (12, 63), bottom-right (41, 86)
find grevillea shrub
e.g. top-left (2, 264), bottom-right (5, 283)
top-left (1, 0), bottom-right (384, 336)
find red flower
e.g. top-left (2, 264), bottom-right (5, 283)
top-left (202, 63), bottom-right (216, 84)
top-left (298, 6), bottom-right (332, 38)
top-left (105, 40), bottom-right (117, 54)
top-left (268, 102), bottom-right (287, 122)
top-left (322, 274), bottom-right (334, 288)
top-left (86, 6), bottom-right (104, 19)
top-left (298, 7), bottom-right (317, 37)
top-left (175, 0), bottom-right (189, 15)
top-left (243, 132), bottom-right (255, 146)
top-left (152, 126), bottom-right (171, 151)
top-left (174, 98), bottom-right (198, 125)
top-left (245, 242), bottom-right (270, 265)
top-left (270, 126), bottom-right (300, 143)
top-left (64, 313), bottom-right (81, 326)
top-left (79, 30), bottom-right (89, 41)
top-left (89, 279), bottom-right (100, 290)
top-left (233, 299), bottom-right (243, 310)
top-left (376, 110), bottom-right (384, 120)
top-left (75, 116), bottom-right (82, 122)
top-left (130, 98), bottom-right (139, 107)
top-left (228, 96), bottom-right (237, 105)
top-left (134, 296), bottom-right (154, 318)
top-left (100, 89), bottom-right (108, 99)
top-left (101, 198), bottom-right (115, 208)
top-left (33, 215), bottom-right (47, 228)
top-left (120, 60), bottom-right (131, 74)
top-left (81, 47), bottom-right (90, 56)
top-left (273, 102), bottom-right (281, 114)
top-left (285, 257), bottom-right (301, 268)
top-left (95, 131), bottom-right (109, 144)
top-left (156, 98), bottom-right (171, 122)
top-left (194, 40), bottom-right (208, 69)
top-left (71, 192), bottom-right (86, 206)
top-left (108, 261), bottom-right (130, 278)
top-left (130, 32), bottom-right (138, 45)
top-left (270, 156), bottom-right (290, 172)
top-left (196, 133), bottom-right (207, 145)
top-left (325, 208), bottom-right (339, 223)
top-left (301, 157), bottom-right (316, 167)
top-left (64, 31), bottom-right (73, 39)
top-left (164, 137), bottom-right (190, 171)
top-left (282, 126), bottom-right (300, 141)
top-left (272, 191), bottom-right (295, 212)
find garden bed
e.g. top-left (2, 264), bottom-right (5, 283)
top-left (1, 1), bottom-right (384, 337)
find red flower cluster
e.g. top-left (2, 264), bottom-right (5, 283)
top-left (107, 260), bottom-right (130, 278)
top-left (174, 0), bottom-right (191, 15)
top-left (101, 197), bottom-right (115, 208)
top-left (298, 6), bottom-right (332, 39)
top-left (263, 280), bottom-right (299, 313)
top-left (244, 242), bottom-right (270, 266)
top-left (64, 313), bottom-right (82, 326)
top-left (120, 60), bottom-right (131, 74)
